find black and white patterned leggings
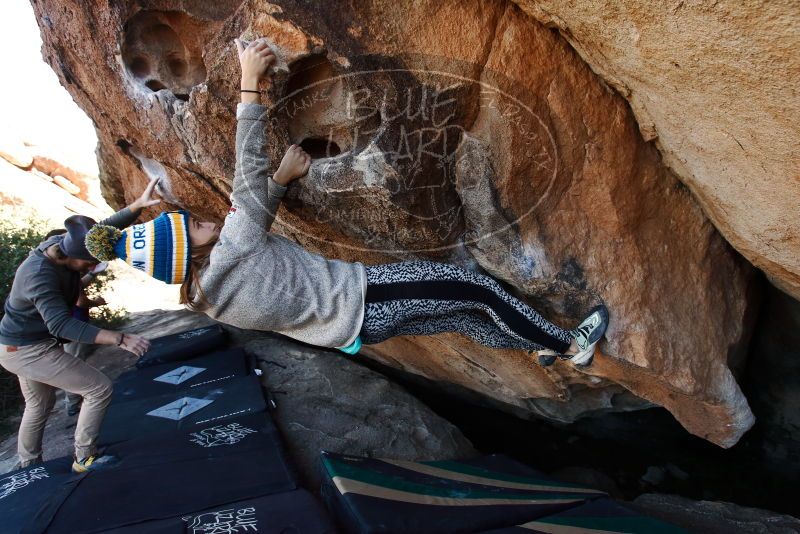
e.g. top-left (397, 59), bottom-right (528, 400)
top-left (358, 261), bottom-right (573, 352)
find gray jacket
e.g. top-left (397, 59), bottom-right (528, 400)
top-left (0, 208), bottom-right (140, 346)
top-left (198, 103), bottom-right (366, 348)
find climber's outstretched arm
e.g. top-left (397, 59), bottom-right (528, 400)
top-left (237, 38), bottom-right (273, 106)
top-left (225, 38), bottom-right (310, 242)
top-left (224, 37), bottom-right (282, 241)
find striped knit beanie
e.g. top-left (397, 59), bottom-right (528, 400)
top-left (85, 211), bottom-right (191, 285)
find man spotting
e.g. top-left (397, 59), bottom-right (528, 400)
top-left (0, 181), bottom-right (160, 472)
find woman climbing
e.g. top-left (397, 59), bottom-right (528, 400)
top-left (85, 37), bottom-right (608, 368)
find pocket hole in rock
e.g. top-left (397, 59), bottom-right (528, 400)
top-left (145, 80), bottom-right (168, 92)
top-left (167, 57), bottom-right (187, 77)
top-left (121, 10), bottom-right (209, 100)
top-left (286, 55), bottom-right (335, 97)
top-left (116, 139), bottom-right (133, 154)
top-left (129, 57), bottom-right (150, 77)
top-left (299, 137), bottom-right (342, 159)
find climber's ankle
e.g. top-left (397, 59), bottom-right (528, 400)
top-left (564, 339), bottom-right (579, 356)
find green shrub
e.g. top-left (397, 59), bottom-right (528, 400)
top-left (0, 209), bottom-right (48, 422)
top-left (85, 268), bottom-right (129, 329)
top-left (0, 211), bottom-right (48, 314)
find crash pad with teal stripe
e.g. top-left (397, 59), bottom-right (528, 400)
top-left (320, 452), bottom-right (606, 533)
top-left (323, 456), bottom-right (601, 501)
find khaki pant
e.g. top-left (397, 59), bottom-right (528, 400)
top-left (63, 341), bottom-right (88, 413)
top-left (0, 339), bottom-right (112, 463)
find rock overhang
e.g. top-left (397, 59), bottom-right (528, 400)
top-left (30, 0), bottom-right (782, 448)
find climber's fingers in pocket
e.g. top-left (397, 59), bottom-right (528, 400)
top-left (255, 42), bottom-right (273, 60)
top-left (261, 51), bottom-right (276, 66)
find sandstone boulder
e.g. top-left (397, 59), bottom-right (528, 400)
top-left (0, 157), bottom-right (106, 224)
top-left (52, 174), bottom-right (81, 195)
top-left (31, 153), bottom-right (93, 203)
top-left (510, 0), bottom-right (800, 300)
top-left (232, 330), bottom-right (477, 488)
top-left (31, 0), bottom-right (761, 447)
top-left (30, 168), bottom-right (54, 183)
top-left (0, 137), bottom-right (33, 169)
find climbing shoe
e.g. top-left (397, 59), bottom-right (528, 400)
top-left (566, 305), bottom-right (609, 367)
top-left (564, 348), bottom-right (595, 368)
top-left (72, 454), bottom-right (118, 473)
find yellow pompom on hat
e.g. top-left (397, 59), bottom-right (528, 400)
top-left (85, 210), bottom-right (191, 284)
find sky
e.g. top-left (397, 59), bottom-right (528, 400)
top-left (0, 1), bottom-right (99, 174)
top-left (0, 2), bottom-right (181, 309)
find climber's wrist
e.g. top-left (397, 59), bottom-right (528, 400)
top-left (240, 75), bottom-right (261, 91)
top-left (240, 76), bottom-right (261, 104)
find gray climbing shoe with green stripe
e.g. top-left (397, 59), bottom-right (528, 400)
top-left (530, 305), bottom-right (608, 368)
top-left (567, 305), bottom-right (609, 367)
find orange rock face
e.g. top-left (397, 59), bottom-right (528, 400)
top-left (32, 0), bottom-right (760, 446)
top-left (510, 0), bottom-right (800, 300)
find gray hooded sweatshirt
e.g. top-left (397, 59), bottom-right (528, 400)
top-left (198, 103), bottom-right (366, 348)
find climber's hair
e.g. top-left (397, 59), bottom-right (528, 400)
top-left (45, 229), bottom-right (68, 259)
top-left (52, 246), bottom-right (68, 260)
top-left (179, 236), bottom-right (217, 311)
top-left (45, 228), bottom-right (67, 239)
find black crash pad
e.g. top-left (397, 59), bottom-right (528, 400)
top-left (135, 325), bottom-right (227, 369)
top-left (103, 412), bottom-right (288, 469)
top-left (0, 457), bottom-right (80, 534)
top-left (44, 413), bottom-right (298, 534)
top-left (112, 347), bottom-right (253, 405)
top-left (478, 498), bottom-right (689, 533)
top-left (320, 452), bottom-right (606, 534)
top-left (99, 374), bottom-right (266, 446)
top-left (97, 490), bottom-right (336, 534)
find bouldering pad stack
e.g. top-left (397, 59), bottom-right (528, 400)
top-left (112, 347), bottom-right (254, 404)
top-left (0, 326), bottom-right (335, 534)
top-left (99, 374), bottom-right (267, 445)
top-left (106, 491), bottom-right (336, 534)
top-left (46, 413), bottom-right (301, 533)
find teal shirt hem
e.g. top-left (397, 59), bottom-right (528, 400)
top-left (336, 335), bottom-right (362, 355)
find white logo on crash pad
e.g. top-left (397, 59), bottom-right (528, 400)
top-left (0, 467), bottom-right (49, 500)
top-left (189, 422), bottom-right (257, 447)
top-left (153, 366), bottom-right (206, 385)
top-left (147, 397), bottom-right (213, 420)
top-left (186, 506), bottom-right (257, 533)
top-left (178, 328), bottom-right (210, 340)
